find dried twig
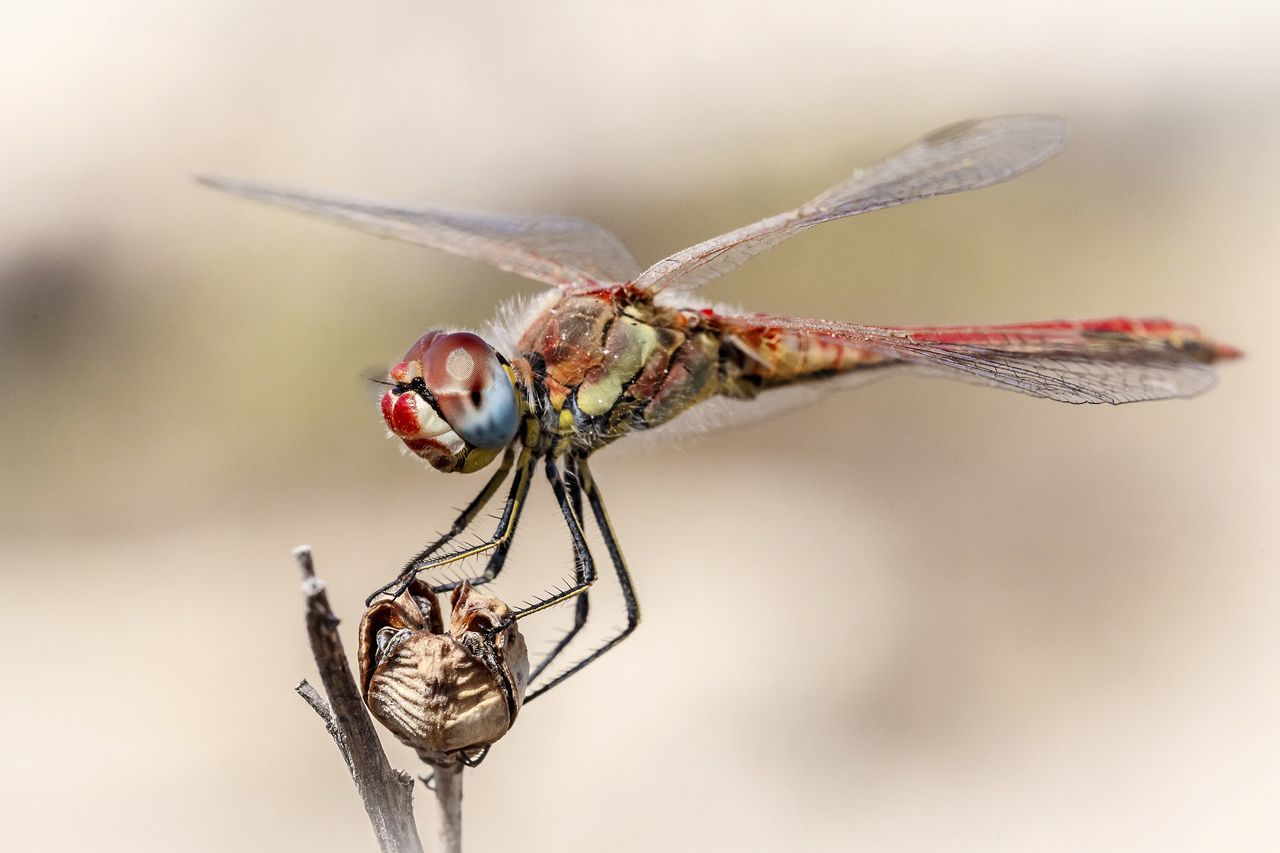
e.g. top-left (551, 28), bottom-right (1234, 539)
top-left (292, 545), bottom-right (427, 853)
top-left (429, 764), bottom-right (464, 853)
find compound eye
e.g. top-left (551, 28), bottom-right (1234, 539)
top-left (422, 332), bottom-right (519, 449)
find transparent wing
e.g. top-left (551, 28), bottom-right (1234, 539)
top-left (626, 365), bottom-right (905, 450)
top-left (199, 176), bottom-right (641, 288)
top-left (633, 116), bottom-right (1070, 294)
top-left (732, 315), bottom-right (1230, 404)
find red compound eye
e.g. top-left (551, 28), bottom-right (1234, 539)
top-left (421, 332), bottom-right (518, 449)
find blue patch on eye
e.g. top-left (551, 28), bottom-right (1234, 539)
top-left (457, 380), bottom-right (519, 448)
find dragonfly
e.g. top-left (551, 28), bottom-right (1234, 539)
top-left (204, 116), bottom-right (1240, 702)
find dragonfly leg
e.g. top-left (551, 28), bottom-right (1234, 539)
top-left (366, 444), bottom-right (534, 605)
top-left (429, 469), bottom-right (533, 594)
top-left (410, 445), bottom-right (513, 568)
top-left (525, 457), bottom-right (640, 702)
top-left (418, 744), bottom-right (492, 789)
top-left (528, 456), bottom-right (592, 682)
top-left (458, 745), bottom-right (491, 768)
top-left (428, 533), bottom-right (515, 593)
top-left (430, 446), bottom-right (564, 594)
top-left (491, 454), bottom-right (597, 633)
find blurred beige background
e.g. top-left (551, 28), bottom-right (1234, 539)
top-left (1, 2), bottom-right (1277, 851)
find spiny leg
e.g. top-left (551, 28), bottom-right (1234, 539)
top-left (495, 453), bottom-right (597, 630)
top-left (526, 457), bottom-right (640, 702)
top-left (410, 445), bottom-right (514, 567)
top-left (366, 444), bottom-right (535, 605)
top-left (430, 454), bottom-right (536, 594)
top-left (528, 455), bottom-right (591, 682)
top-left (428, 526), bottom-right (518, 594)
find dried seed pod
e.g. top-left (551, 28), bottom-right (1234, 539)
top-left (358, 580), bottom-right (529, 765)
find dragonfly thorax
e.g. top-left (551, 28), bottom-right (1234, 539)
top-left (380, 330), bottom-right (522, 473)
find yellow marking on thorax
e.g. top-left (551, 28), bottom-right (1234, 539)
top-left (576, 317), bottom-right (661, 418)
top-left (557, 406), bottom-right (575, 435)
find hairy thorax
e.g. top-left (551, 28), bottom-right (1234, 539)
top-left (516, 289), bottom-right (723, 451)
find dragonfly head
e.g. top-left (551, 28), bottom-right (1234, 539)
top-left (381, 331), bottom-right (521, 473)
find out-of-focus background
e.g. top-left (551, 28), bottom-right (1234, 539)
top-left (2, 2), bottom-right (1277, 850)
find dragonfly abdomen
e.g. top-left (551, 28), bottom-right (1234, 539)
top-left (715, 316), bottom-right (893, 398)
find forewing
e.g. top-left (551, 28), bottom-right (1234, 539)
top-left (749, 316), bottom-right (1220, 404)
top-left (633, 116), bottom-right (1069, 294)
top-left (199, 176), bottom-right (641, 288)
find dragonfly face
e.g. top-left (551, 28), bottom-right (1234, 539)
top-left (381, 330), bottom-right (522, 473)
top-left (204, 115), bottom-right (1241, 713)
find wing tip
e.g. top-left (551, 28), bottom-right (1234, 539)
top-left (922, 115), bottom-right (1071, 169)
top-left (195, 173), bottom-right (272, 201)
top-left (926, 113), bottom-right (1069, 140)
